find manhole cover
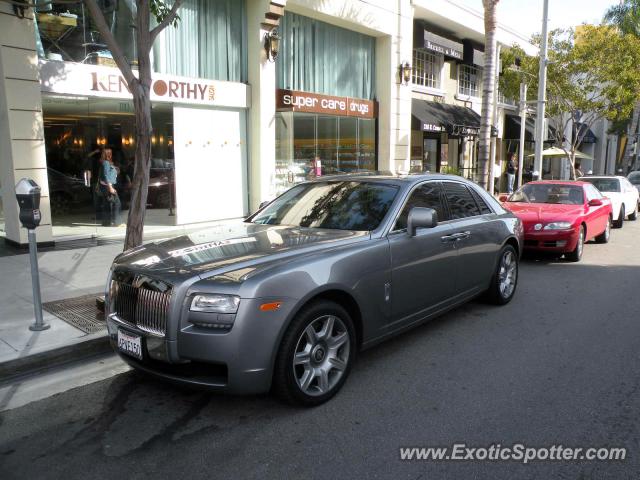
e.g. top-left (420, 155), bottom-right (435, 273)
top-left (42, 294), bottom-right (105, 334)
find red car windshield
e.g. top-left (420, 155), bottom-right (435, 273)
top-left (509, 184), bottom-right (584, 205)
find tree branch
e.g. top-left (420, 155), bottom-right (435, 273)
top-left (149, 0), bottom-right (184, 45)
top-left (84, 0), bottom-right (136, 86)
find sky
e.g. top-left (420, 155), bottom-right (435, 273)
top-left (454, 0), bottom-right (620, 38)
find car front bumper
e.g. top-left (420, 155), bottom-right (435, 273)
top-left (522, 228), bottom-right (579, 253)
top-left (107, 297), bottom-right (297, 394)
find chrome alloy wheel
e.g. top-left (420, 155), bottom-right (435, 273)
top-left (576, 227), bottom-right (584, 258)
top-left (293, 315), bottom-right (350, 396)
top-left (498, 250), bottom-right (517, 299)
top-left (604, 218), bottom-right (611, 241)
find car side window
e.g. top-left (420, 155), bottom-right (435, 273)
top-left (586, 184), bottom-right (601, 200)
top-left (394, 183), bottom-right (446, 230)
top-left (442, 182), bottom-right (482, 219)
top-left (469, 188), bottom-right (493, 214)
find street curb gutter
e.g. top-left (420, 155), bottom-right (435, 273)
top-left (0, 335), bottom-right (112, 384)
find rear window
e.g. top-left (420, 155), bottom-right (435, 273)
top-left (581, 178), bottom-right (620, 193)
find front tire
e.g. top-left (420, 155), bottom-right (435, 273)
top-left (486, 245), bottom-right (519, 305)
top-left (566, 225), bottom-right (584, 262)
top-left (595, 216), bottom-right (611, 243)
top-left (273, 300), bottom-right (356, 406)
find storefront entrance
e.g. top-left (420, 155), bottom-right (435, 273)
top-left (42, 95), bottom-right (176, 238)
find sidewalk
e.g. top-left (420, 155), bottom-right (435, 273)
top-left (0, 241), bottom-right (124, 380)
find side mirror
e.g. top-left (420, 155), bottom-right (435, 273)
top-left (498, 194), bottom-right (509, 203)
top-left (588, 198), bottom-right (603, 206)
top-left (407, 207), bottom-right (437, 236)
top-left (258, 200), bottom-right (270, 210)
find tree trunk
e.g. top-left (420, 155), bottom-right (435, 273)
top-left (124, 0), bottom-right (153, 250)
top-left (478, 0), bottom-right (499, 190)
top-left (125, 86), bottom-right (152, 250)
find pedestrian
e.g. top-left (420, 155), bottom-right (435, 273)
top-left (574, 162), bottom-right (584, 179)
top-left (506, 153), bottom-right (517, 193)
top-left (99, 147), bottom-right (122, 227)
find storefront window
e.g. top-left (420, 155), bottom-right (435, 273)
top-left (42, 95), bottom-right (175, 238)
top-left (34, 0), bottom-right (246, 83)
top-left (277, 12), bottom-right (376, 99)
top-left (412, 49), bottom-right (443, 89)
top-left (458, 64), bottom-right (481, 97)
top-left (35, 0), bottom-right (136, 64)
top-left (274, 113), bottom-right (377, 195)
top-left (154, 0), bottom-right (247, 82)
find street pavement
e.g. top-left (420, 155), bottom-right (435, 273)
top-left (1, 219), bottom-right (640, 479)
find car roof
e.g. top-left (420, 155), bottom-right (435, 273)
top-left (307, 173), bottom-right (475, 187)
top-left (578, 175), bottom-right (623, 180)
top-left (526, 180), bottom-right (588, 187)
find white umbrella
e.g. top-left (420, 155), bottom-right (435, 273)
top-left (527, 146), bottom-right (593, 160)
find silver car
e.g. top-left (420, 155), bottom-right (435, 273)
top-left (106, 175), bottom-right (523, 406)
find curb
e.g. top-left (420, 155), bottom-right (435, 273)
top-left (0, 334), bottom-right (112, 384)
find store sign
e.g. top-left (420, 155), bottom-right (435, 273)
top-left (40, 60), bottom-right (249, 109)
top-left (276, 89), bottom-right (376, 119)
top-left (423, 31), bottom-right (463, 60)
top-left (422, 123), bottom-right (446, 133)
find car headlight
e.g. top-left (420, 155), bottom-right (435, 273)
top-left (543, 221), bottom-right (573, 230)
top-left (190, 294), bottom-right (240, 313)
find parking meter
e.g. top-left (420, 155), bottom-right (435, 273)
top-left (16, 178), bottom-right (42, 230)
top-left (15, 178), bottom-right (49, 331)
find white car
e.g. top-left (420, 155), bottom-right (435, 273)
top-left (579, 176), bottom-right (639, 228)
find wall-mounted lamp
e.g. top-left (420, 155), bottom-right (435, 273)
top-left (264, 29), bottom-right (281, 62)
top-left (400, 61), bottom-right (412, 85)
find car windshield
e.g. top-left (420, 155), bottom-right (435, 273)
top-left (580, 178), bottom-right (620, 192)
top-left (509, 184), bottom-right (584, 205)
top-left (629, 172), bottom-right (640, 185)
top-left (250, 181), bottom-right (399, 231)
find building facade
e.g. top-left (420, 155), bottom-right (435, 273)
top-left (0, 0), bottom-right (533, 246)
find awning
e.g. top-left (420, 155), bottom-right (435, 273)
top-left (575, 123), bottom-right (597, 144)
top-left (411, 99), bottom-right (493, 137)
top-left (504, 114), bottom-right (557, 142)
top-left (504, 114), bottom-right (535, 141)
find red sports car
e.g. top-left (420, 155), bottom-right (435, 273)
top-left (500, 181), bottom-right (613, 262)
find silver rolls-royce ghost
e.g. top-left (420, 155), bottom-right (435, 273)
top-left (106, 174), bottom-right (523, 406)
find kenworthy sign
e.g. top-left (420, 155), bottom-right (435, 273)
top-left (40, 60), bottom-right (249, 109)
top-left (276, 89), bottom-right (377, 119)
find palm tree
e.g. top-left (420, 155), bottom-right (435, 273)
top-left (604, 0), bottom-right (640, 36)
top-left (478, 0), bottom-right (500, 190)
top-left (604, 1), bottom-right (640, 172)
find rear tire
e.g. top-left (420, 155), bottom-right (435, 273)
top-left (273, 300), bottom-right (356, 407)
top-left (614, 207), bottom-right (624, 228)
top-left (628, 204), bottom-right (637, 221)
top-left (486, 245), bottom-right (519, 305)
top-left (595, 216), bottom-right (612, 244)
top-left (566, 225), bottom-right (584, 262)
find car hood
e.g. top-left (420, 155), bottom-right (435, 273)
top-left (112, 222), bottom-right (369, 279)
top-left (503, 202), bottom-right (584, 224)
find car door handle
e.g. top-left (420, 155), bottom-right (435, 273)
top-left (441, 231), bottom-right (471, 242)
top-left (451, 231), bottom-right (471, 240)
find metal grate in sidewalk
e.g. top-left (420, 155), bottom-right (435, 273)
top-left (42, 293), bottom-right (106, 334)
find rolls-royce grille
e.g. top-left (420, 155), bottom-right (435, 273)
top-left (110, 280), bottom-right (171, 337)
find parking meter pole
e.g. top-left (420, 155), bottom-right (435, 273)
top-left (27, 229), bottom-right (49, 331)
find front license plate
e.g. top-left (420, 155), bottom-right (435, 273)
top-left (117, 328), bottom-right (143, 360)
